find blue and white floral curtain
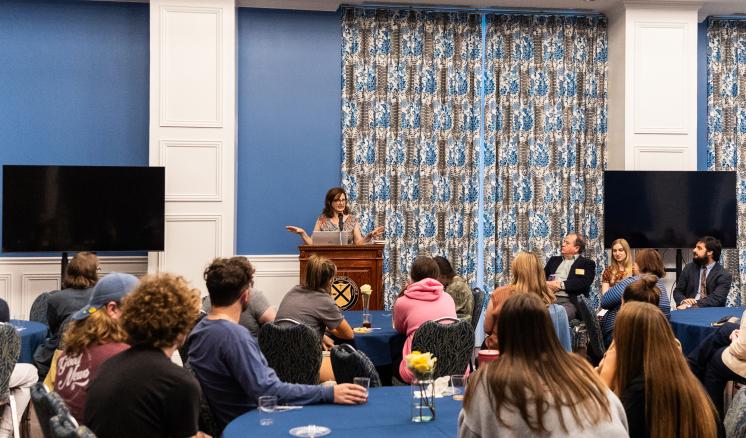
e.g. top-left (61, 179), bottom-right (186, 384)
top-left (707, 18), bottom-right (746, 306)
top-left (341, 8), bottom-right (482, 309)
top-left (482, 14), bottom-right (608, 303)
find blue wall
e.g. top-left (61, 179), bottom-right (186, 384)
top-left (0, 0), bottom-right (149, 255)
top-left (236, 9), bottom-right (342, 255)
top-left (697, 20), bottom-right (708, 171)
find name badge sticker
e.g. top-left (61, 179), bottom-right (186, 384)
top-left (575, 268), bottom-right (585, 275)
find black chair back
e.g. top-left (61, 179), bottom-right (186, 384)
top-left (258, 319), bottom-right (321, 385)
top-left (411, 317), bottom-right (473, 379)
top-left (31, 383), bottom-right (72, 438)
top-left (470, 287), bottom-right (485, 331)
top-left (576, 295), bottom-right (605, 364)
top-left (0, 324), bottom-right (20, 397)
top-left (330, 344), bottom-right (381, 387)
top-left (183, 362), bottom-right (221, 437)
top-left (30, 292), bottom-right (51, 325)
top-left (49, 414), bottom-right (97, 438)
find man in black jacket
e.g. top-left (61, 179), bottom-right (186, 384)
top-left (544, 232), bottom-right (596, 320)
top-left (674, 236), bottom-right (732, 309)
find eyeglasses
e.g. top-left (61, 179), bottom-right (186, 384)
top-left (333, 198), bottom-right (347, 203)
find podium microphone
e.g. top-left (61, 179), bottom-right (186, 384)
top-left (338, 213), bottom-right (344, 231)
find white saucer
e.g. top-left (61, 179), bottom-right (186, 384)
top-left (289, 425), bottom-right (331, 437)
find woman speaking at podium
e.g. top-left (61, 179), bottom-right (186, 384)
top-left (286, 187), bottom-right (383, 245)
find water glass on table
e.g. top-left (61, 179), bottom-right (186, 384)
top-left (450, 375), bottom-right (466, 401)
top-left (353, 377), bottom-right (370, 401)
top-left (258, 395), bottom-right (277, 426)
top-left (362, 313), bottom-right (372, 329)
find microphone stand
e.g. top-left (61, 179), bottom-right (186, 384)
top-left (338, 213), bottom-right (344, 245)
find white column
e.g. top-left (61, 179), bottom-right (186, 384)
top-left (148, 0), bottom-right (237, 293)
top-left (607, 2), bottom-right (700, 171)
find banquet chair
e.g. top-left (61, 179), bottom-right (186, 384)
top-left (29, 292), bottom-right (50, 325)
top-left (0, 323), bottom-right (22, 438)
top-left (183, 362), bottom-right (220, 438)
top-left (30, 382), bottom-right (72, 438)
top-left (258, 319), bottom-right (321, 385)
top-left (725, 386), bottom-right (746, 438)
top-left (411, 317), bottom-right (474, 379)
top-left (576, 295), bottom-right (605, 365)
top-left (330, 344), bottom-right (381, 387)
top-left (470, 287), bottom-right (485, 332)
top-left (49, 414), bottom-right (96, 438)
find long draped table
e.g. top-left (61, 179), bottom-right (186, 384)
top-left (344, 311), bottom-right (405, 367)
top-left (670, 306), bottom-right (745, 355)
top-left (10, 320), bottom-right (49, 363)
top-left (222, 386), bottom-right (461, 438)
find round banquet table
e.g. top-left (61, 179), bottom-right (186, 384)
top-left (669, 306), bottom-right (745, 355)
top-left (222, 386), bottom-right (461, 438)
top-left (10, 320), bottom-right (49, 364)
top-left (343, 311), bottom-right (405, 367)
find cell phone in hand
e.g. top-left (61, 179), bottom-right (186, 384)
top-left (712, 315), bottom-right (735, 327)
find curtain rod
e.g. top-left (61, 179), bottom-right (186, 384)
top-left (708, 15), bottom-right (746, 21)
top-left (341, 3), bottom-right (604, 17)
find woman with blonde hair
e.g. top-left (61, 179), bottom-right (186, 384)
top-left (483, 252), bottom-right (571, 351)
top-left (601, 239), bottom-right (633, 294)
top-left (460, 293), bottom-right (629, 437)
top-left (276, 254), bottom-right (354, 381)
top-left (612, 301), bottom-right (717, 438)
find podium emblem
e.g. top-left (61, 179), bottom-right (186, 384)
top-left (332, 276), bottom-right (359, 310)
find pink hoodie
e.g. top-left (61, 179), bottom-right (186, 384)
top-left (393, 278), bottom-right (457, 383)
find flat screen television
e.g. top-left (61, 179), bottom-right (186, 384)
top-left (604, 171), bottom-right (737, 248)
top-left (2, 165), bottom-right (164, 252)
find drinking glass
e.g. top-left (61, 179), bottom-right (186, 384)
top-left (354, 377), bottom-right (370, 400)
top-left (362, 313), bottom-right (372, 329)
top-left (258, 395), bottom-right (277, 426)
top-left (450, 375), bottom-right (466, 401)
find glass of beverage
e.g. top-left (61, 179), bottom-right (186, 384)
top-left (258, 395), bottom-right (277, 426)
top-left (362, 313), bottom-right (372, 329)
top-left (451, 375), bottom-right (466, 401)
top-left (353, 377), bottom-right (370, 401)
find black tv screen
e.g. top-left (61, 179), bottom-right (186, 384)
top-left (604, 171), bottom-right (737, 249)
top-left (2, 165), bottom-right (164, 252)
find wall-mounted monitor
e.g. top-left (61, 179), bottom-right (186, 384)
top-left (2, 165), bottom-right (164, 252)
top-left (604, 171), bottom-right (737, 249)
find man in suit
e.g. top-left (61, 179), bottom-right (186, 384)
top-left (674, 236), bottom-right (732, 309)
top-left (544, 232), bottom-right (596, 320)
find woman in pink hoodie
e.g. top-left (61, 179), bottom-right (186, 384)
top-left (393, 256), bottom-right (457, 383)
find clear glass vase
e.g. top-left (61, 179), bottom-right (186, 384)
top-left (410, 374), bottom-right (435, 423)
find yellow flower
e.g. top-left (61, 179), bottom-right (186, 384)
top-left (405, 351), bottom-right (437, 376)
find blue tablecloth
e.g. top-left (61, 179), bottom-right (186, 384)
top-left (10, 320), bottom-right (49, 364)
top-left (670, 307), bottom-right (745, 355)
top-left (344, 311), bottom-right (405, 366)
top-left (223, 386), bottom-right (461, 438)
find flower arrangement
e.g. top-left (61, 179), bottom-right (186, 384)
top-left (405, 351), bottom-right (437, 422)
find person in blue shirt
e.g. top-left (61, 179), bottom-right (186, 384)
top-left (188, 257), bottom-right (367, 432)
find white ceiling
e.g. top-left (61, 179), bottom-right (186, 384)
top-left (93, 0), bottom-right (746, 21)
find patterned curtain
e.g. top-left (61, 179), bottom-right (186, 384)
top-left (707, 18), bottom-right (746, 306)
top-left (482, 14), bottom-right (608, 303)
top-left (341, 8), bottom-right (482, 309)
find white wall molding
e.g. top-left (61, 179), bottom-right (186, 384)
top-left (159, 140), bottom-right (223, 202)
top-left (241, 254), bottom-right (299, 306)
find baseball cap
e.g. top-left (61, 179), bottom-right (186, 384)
top-left (72, 272), bottom-right (139, 321)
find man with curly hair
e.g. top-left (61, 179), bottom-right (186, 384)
top-left (84, 273), bottom-right (207, 438)
top-left (188, 257), bottom-right (367, 432)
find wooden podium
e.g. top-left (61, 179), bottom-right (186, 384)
top-left (299, 244), bottom-right (384, 311)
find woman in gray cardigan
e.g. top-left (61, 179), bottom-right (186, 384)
top-left (458, 293), bottom-right (629, 438)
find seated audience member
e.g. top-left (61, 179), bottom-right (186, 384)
top-left (433, 256), bottom-right (474, 322)
top-left (393, 256), bottom-right (457, 383)
top-left (544, 232), bottom-right (596, 320)
top-left (35, 252), bottom-right (99, 378)
top-left (484, 252), bottom-right (571, 352)
top-left (687, 307), bottom-right (746, 421)
top-left (84, 274), bottom-right (205, 438)
top-left (674, 236), bottom-right (732, 309)
top-left (611, 302), bottom-right (718, 438)
top-left (188, 257), bottom-right (367, 432)
top-left (202, 288), bottom-right (275, 338)
top-left (459, 294), bottom-right (629, 437)
top-left (597, 274), bottom-right (667, 387)
top-left (275, 255), bottom-right (354, 381)
top-left (54, 273), bottom-right (138, 422)
top-left (600, 249), bottom-right (670, 346)
top-left (0, 297), bottom-right (37, 438)
top-left (601, 238), bottom-right (633, 295)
